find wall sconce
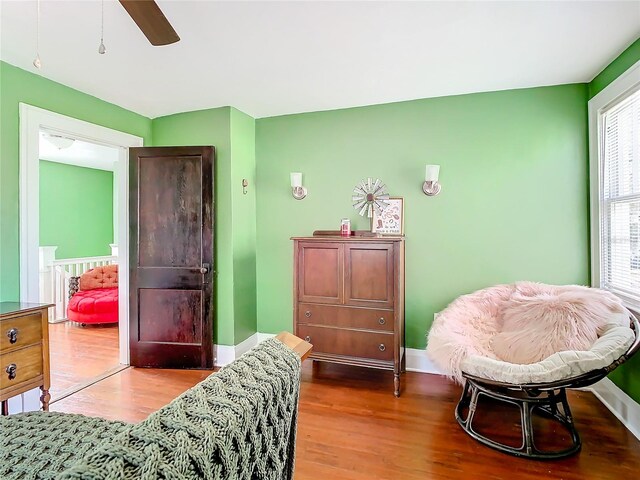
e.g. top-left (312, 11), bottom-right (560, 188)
top-left (422, 165), bottom-right (441, 196)
top-left (290, 172), bottom-right (307, 200)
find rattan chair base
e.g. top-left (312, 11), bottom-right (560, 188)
top-left (455, 377), bottom-right (581, 460)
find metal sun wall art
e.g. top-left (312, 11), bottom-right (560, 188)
top-left (352, 178), bottom-right (390, 218)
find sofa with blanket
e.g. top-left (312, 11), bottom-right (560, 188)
top-left (0, 333), bottom-right (312, 480)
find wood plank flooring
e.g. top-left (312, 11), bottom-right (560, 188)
top-left (48, 321), bottom-right (120, 401)
top-left (51, 359), bottom-right (640, 479)
top-left (51, 367), bottom-right (213, 423)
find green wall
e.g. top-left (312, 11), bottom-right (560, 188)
top-left (0, 61), bottom-right (255, 348)
top-left (590, 37), bottom-right (640, 403)
top-left (0, 61), bottom-right (151, 301)
top-left (230, 109), bottom-right (258, 343)
top-left (39, 160), bottom-right (113, 259)
top-left (255, 84), bottom-right (590, 349)
top-left (151, 108), bottom-right (234, 346)
top-left (4, 39), bottom-right (640, 406)
top-left (589, 37), bottom-right (640, 99)
top-left (151, 107), bottom-right (258, 346)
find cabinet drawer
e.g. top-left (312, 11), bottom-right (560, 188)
top-left (0, 344), bottom-right (43, 390)
top-left (298, 304), bottom-right (393, 332)
top-left (297, 325), bottom-right (393, 361)
top-left (0, 313), bottom-right (43, 353)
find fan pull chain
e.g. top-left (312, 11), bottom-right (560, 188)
top-left (33, 0), bottom-right (41, 69)
top-left (98, 0), bottom-right (106, 54)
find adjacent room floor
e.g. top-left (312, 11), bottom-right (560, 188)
top-left (48, 321), bottom-right (121, 402)
top-left (51, 360), bottom-right (640, 479)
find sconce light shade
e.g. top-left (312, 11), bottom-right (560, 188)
top-left (290, 172), bottom-right (307, 200)
top-left (290, 172), bottom-right (302, 188)
top-left (423, 164), bottom-right (442, 196)
top-left (425, 165), bottom-right (440, 182)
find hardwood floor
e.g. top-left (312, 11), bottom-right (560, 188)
top-left (51, 359), bottom-right (640, 479)
top-left (48, 321), bottom-right (120, 401)
top-left (51, 367), bottom-right (213, 423)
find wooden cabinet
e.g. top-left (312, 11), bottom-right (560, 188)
top-left (293, 236), bottom-right (405, 396)
top-left (0, 303), bottom-right (52, 415)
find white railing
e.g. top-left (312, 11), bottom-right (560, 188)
top-left (39, 247), bottom-right (117, 322)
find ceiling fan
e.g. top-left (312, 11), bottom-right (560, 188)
top-left (119, 0), bottom-right (180, 46)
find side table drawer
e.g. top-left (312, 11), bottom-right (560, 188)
top-left (297, 325), bottom-right (394, 361)
top-left (0, 313), bottom-right (43, 352)
top-left (0, 344), bottom-right (43, 390)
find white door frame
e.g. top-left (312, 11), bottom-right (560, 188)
top-left (19, 103), bottom-right (143, 365)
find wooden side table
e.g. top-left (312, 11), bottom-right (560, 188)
top-left (0, 302), bottom-right (52, 415)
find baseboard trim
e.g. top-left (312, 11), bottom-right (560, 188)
top-left (215, 333), bottom-right (260, 367)
top-left (257, 332), bottom-right (276, 343)
top-left (235, 333), bottom-right (259, 358)
top-left (405, 347), bottom-right (444, 375)
top-left (215, 345), bottom-right (235, 367)
top-left (589, 377), bottom-right (640, 442)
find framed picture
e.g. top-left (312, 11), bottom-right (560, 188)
top-left (372, 197), bottom-right (404, 235)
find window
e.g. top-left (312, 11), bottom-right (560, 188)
top-left (591, 65), bottom-right (640, 306)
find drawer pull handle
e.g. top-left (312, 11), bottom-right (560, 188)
top-left (7, 328), bottom-right (18, 344)
top-left (305, 311), bottom-right (312, 318)
top-left (6, 363), bottom-right (16, 381)
top-left (304, 336), bottom-right (311, 343)
top-left (378, 317), bottom-right (385, 325)
top-left (379, 344), bottom-right (386, 352)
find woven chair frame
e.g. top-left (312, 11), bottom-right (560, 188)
top-left (455, 309), bottom-right (640, 459)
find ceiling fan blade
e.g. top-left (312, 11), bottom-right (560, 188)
top-left (119, 0), bottom-right (180, 46)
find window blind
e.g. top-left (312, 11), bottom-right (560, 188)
top-left (601, 88), bottom-right (640, 303)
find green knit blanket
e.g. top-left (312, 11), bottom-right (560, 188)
top-left (1, 338), bottom-right (301, 480)
top-left (0, 412), bottom-right (129, 479)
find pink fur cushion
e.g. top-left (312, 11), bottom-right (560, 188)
top-left (491, 286), bottom-right (627, 364)
top-left (426, 284), bottom-right (513, 382)
top-left (426, 282), bottom-right (628, 383)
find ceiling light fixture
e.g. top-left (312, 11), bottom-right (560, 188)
top-left (44, 133), bottom-right (75, 150)
top-left (98, 0), bottom-right (106, 54)
top-left (33, 0), bottom-right (41, 69)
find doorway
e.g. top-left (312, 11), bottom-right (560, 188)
top-left (19, 104), bottom-right (143, 381)
top-left (38, 131), bottom-right (123, 401)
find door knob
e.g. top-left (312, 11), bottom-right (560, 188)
top-left (304, 336), bottom-right (311, 342)
top-left (6, 364), bottom-right (16, 380)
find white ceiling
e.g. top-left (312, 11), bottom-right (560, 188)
top-left (1, 1), bottom-right (639, 119)
top-left (40, 131), bottom-right (119, 171)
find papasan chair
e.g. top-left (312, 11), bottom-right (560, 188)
top-left (426, 282), bottom-right (639, 459)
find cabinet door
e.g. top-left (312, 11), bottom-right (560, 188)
top-left (345, 243), bottom-right (394, 308)
top-left (297, 242), bottom-right (344, 304)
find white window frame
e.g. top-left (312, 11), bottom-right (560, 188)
top-left (589, 59), bottom-right (640, 309)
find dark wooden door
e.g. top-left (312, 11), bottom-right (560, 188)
top-left (129, 146), bottom-right (214, 368)
top-left (297, 242), bottom-right (343, 304)
top-left (344, 243), bottom-right (394, 308)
